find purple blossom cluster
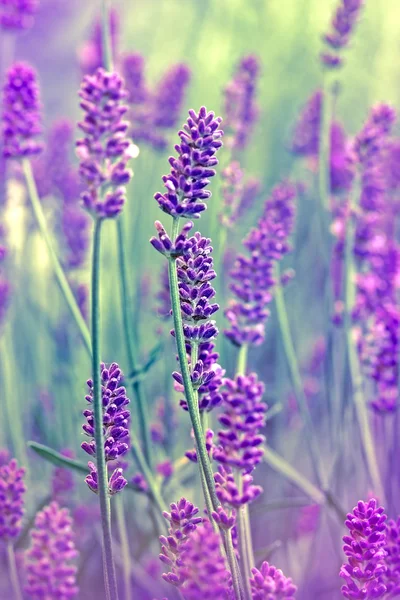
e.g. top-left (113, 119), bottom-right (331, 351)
top-left (25, 501), bottom-right (79, 599)
top-left (219, 161), bottom-right (261, 228)
top-left (250, 561), bottom-right (297, 599)
top-left (321, 0), bottom-right (364, 68)
top-left (224, 54), bottom-right (260, 151)
top-left (0, 0), bottom-right (38, 30)
top-left (76, 67), bottom-right (134, 219)
top-left (224, 181), bottom-right (296, 347)
top-left (291, 90), bottom-right (354, 194)
top-left (2, 62), bottom-right (43, 159)
top-left (0, 457), bottom-right (26, 541)
top-left (82, 362), bottom-right (130, 495)
top-left (154, 106), bottom-right (223, 219)
top-left (340, 499), bottom-right (388, 598)
top-left (122, 54), bottom-right (191, 150)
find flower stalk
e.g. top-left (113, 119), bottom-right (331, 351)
top-left (7, 543), bottom-right (23, 600)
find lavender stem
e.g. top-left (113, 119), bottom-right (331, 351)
top-left (318, 74), bottom-right (334, 212)
top-left (117, 218), bottom-right (152, 468)
top-left (343, 184), bottom-right (384, 503)
top-left (115, 496), bottom-right (132, 600)
top-left (7, 543), bottom-right (23, 600)
top-left (274, 264), bottom-right (325, 488)
top-left (91, 218), bottom-right (119, 600)
top-left (22, 159), bottom-right (92, 356)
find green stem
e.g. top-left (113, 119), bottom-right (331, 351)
top-left (236, 344), bottom-right (248, 376)
top-left (167, 217), bottom-right (242, 600)
top-left (274, 266), bottom-right (325, 488)
top-left (115, 496), bottom-right (132, 600)
top-left (130, 437), bottom-right (167, 518)
top-left (22, 159), bottom-right (92, 356)
top-left (224, 529), bottom-right (244, 600)
top-left (343, 190), bottom-right (384, 502)
top-left (7, 543), bottom-right (23, 600)
top-left (117, 218), bottom-right (152, 468)
top-left (91, 218), bottom-right (119, 600)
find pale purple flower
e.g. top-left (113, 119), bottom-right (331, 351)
top-left (250, 561), bottom-right (297, 599)
top-left (0, 458), bottom-right (26, 541)
top-left (0, 0), bottom-right (38, 30)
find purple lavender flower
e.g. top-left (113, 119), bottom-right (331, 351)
top-left (340, 499), bottom-right (388, 599)
top-left (121, 53), bottom-right (149, 106)
top-left (168, 230), bottom-right (224, 412)
top-left (2, 62), bottom-right (43, 159)
top-left (82, 362), bottom-right (130, 494)
top-left (224, 181), bottom-right (296, 347)
top-left (154, 106), bottom-right (223, 219)
top-left (214, 373), bottom-right (267, 473)
top-left (25, 501), bottom-right (79, 599)
top-left (76, 68), bottom-right (134, 219)
top-left (0, 278), bottom-right (10, 331)
top-left (0, 0), bottom-right (38, 30)
top-left (291, 90), bottom-right (322, 156)
top-left (152, 64), bottom-right (191, 129)
top-left (224, 55), bottom-right (260, 151)
top-left (214, 465), bottom-right (262, 508)
top-left (78, 9), bottom-right (120, 75)
top-left (322, 0), bottom-right (365, 68)
top-left (0, 458), bottom-right (26, 541)
top-left (177, 520), bottom-right (232, 599)
top-left (383, 518), bottom-right (400, 596)
top-left (219, 161), bottom-right (260, 228)
top-left (156, 459), bottom-right (174, 480)
top-left (250, 561), bottom-right (297, 599)
top-left (159, 497), bottom-right (203, 588)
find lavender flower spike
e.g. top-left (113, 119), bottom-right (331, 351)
top-left (340, 499), bottom-right (388, 599)
top-left (322, 0), bottom-right (365, 68)
top-left (0, 0), bottom-right (39, 30)
top-left (0, 458), bottom-right (26, 541)
top-left (25, 501), bottom-right (79, 599)
top-left (154, 106), bottom-right (223, 219)
top-left (76, 68), bottom-right (135, 219)
top-left (82, 362), bottom-right (130, 494)
top-left (2, 62), bottom-right (43, 159)
top-left (250, 561), bottom-right (297, 599)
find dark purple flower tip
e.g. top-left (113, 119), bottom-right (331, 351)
top-left (211, 506), bottom-right (236, 530)
top-left (108, 468), bottom-right (127, 495)
top-left (153, 63), bottom-right (192, 129)
top-left (154, 107), bottom-right (223, 219)
top-left (2, 62), bottom-right (43, 159)
top-left (150, 220), bottom-right (194, 258)
top-left (76, 67), bottom-right (134, 220)
top-left (156, 460), bottom-right (174, 480)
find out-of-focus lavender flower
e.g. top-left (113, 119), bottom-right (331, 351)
top-left (0, 278), bottom-right (10, 331)
top-left (0, 448), bottom-right (11, 466)
top-left (2, 62), bottom-right (43, 159)
top-left (156, 459), bottom-right (174, 481)
top-left (76, 68), bottom-right (134, 219)
top-left (250, 561), bottom-right (297, 599)
top-left (121, 53), bottom-right (149, 106)
top-left (177, 520), bottom-right (232, 599)
top-left (25, 501), bottom-right (79, 599)
top-left (82, 362), bottom-right (130, 494)
top-left (383, 518), bottom-right (400, 596)
top-left (153, 106), bottom-right (223, 219)
top-left (340, 499), bottom-right (388, 599)
top-left (153, 64), bottom-right (191, 129)
top-left (78, 9), bottom-right (120, 75)
top-left (224, 55), bottom-right (260, 151)
top-left (0, 458), bottom-right (26, 541)
top-left (219, 161), bottom-right (261, 229)
top-left (155, 263), bottom-right (171, 321)
top-left (292, 92), bottom-right (354, 193)
top-left (214, 373), bottom-right (267, 473)
top-left (169, 231), bottom-right (224, 412)
top-left (185, 428), bottom-right (214, 463)
top-left (51, 450), bottom-right (75, 500)
top-left (322, 0), bottom-right (365, 68)
top-left (159, 498), bottom-right (203, 588)
top-left (131, 473), bottom-right (149, 493)
top-left (0, 0), bottom-right (38, 30)
top-left (224, 181), bottom-right (296, 347)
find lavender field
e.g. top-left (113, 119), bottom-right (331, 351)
top-left (0, 0), bottom-right (399, 598)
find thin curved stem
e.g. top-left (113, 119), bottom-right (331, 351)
top-left (130, 437), bottom-right (167, 518)
top-left (274, 266), bottom-right (325, 489)
top-left (318, 73), bottom-right (334, 212)
top-left (117, 218), bottom-right (152, 468)
top-left (91, 218), bottom-right (119, 600)
top-left (101, 0), bottom-right (113, 71)
top-left (7, 543), bottom-right (23, 600)
top-left (22, 159), bottom-right (92, 356)
top-left (115, 496), bottom-right (132, 600)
